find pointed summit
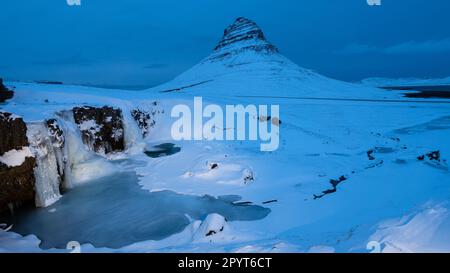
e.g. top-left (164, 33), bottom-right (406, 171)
top-left (150, 17), bottom-right (384, 100)
top-left (208, 17), bottom-right (278, 61)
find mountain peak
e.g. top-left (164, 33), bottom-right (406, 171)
top-left (208, 17), bottom-right (278, 61)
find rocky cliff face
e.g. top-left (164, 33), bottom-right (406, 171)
top-left (73, 106), bottom-right (125, 154)
top-left (0, 112), bottom-right (36, 214)
top-left (207, 17), bottom-right (279, 62)
top-left (0, 104), bottom-right (138, 213)
top-left (0, 112), bottom-right (29, 153)
top-left (0, 78), bottom-right (14, 103)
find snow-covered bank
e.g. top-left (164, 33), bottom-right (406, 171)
top-left (369, 203), bottom-right (450, 253)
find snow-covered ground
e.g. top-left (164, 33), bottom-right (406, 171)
top-left (1, 18), bottom-right (450, 253)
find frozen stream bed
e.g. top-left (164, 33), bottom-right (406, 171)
top-left (1, 160), bottom-right (270, 249)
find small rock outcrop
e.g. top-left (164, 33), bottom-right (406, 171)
top-left (0, 112), bottom-right (29, 152)
top-left (73, 106), bottom-right (125, 154)
top-left (131, 109), bottom-right (155, 137)
top-left (0, 78), bottom-right (14, 103)
top-left (0, 112), bottom-right (36, 214)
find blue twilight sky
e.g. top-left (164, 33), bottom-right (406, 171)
top-left (1, 0), bottom-right (450, 88)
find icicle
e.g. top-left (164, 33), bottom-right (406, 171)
top-left (26, 122), bottom-right (62, 207)
top-left (122, 105), bottom-right (145, 153)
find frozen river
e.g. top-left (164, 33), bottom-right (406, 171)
top-left (2, 169), bottom-right (270, 249)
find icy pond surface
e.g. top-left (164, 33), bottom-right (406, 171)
top-left (3, 170), bottom-right (270, 249)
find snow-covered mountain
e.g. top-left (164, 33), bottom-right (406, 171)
top-left (150, 17), bottom-right (390, 99)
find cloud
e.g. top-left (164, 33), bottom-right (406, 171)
top-left (338, 38), bottom-right (450, 55)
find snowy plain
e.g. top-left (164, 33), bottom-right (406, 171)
top-left (2, 73), bottom-right (450, 253)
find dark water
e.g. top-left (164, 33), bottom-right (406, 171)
top-left (381, 85), bottom-right (450, 98)
top-left (2, 171), bottom-right (270, 249)
top-left (144, 143), bottom-right (181, 158)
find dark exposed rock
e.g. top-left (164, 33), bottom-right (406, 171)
top-left (243, 169), bottom-right (254, 184)
top-left (36, 80), bottom-right (63, 85)
top-left (427, 151), bottom-right (440, 161)
top-left (417, 151), bottom-right (441, 162)
top-left (160, 81), bottom-right (213, 93)
top-left (45, 119), bottom-right (67, 189)
top-left (0, 112), bottom-right (36, 214)
top-left (0, 78), bottom-right (14, 103)
top-left (417, 150), bottom-right (447, 170)
top-left (314, 175), bottom-right (347, 200)
top-left (0, 112), bottom-right (29, 154)
top-left (207, 17), bottom-right (278, 62)
top-left (46, 119), bottom-right (64, 148)
top-left (367, 150), bottom-right (375, 160)
top-left (234, 201), bottom-right (253, 205)
top-left (330, 175), bottom-right (347, 188)
top-left (205, 225), bottom-right (224, 237)
top-left (0, 157), bottom-right (36, 214)
top-left (131, 109), bottom-right (155, 137)
top-left (258, 115), bottom-right (282, 126)
top-left (214, 17), bottom-right (278, 52)
top-left (73, 106), bottom-right (124, 154)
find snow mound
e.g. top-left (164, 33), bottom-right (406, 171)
top-left (193, 213), bottom-right (230, 242)
top-left (370, 203), bottom-right (450, 253)
top-left (0, 147), bottom-right (33, 167)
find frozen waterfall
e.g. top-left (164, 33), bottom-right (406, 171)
top-left (24, 107), bottom-right (143, 208)
top-left (26, 123), bottom-right (62, 207)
